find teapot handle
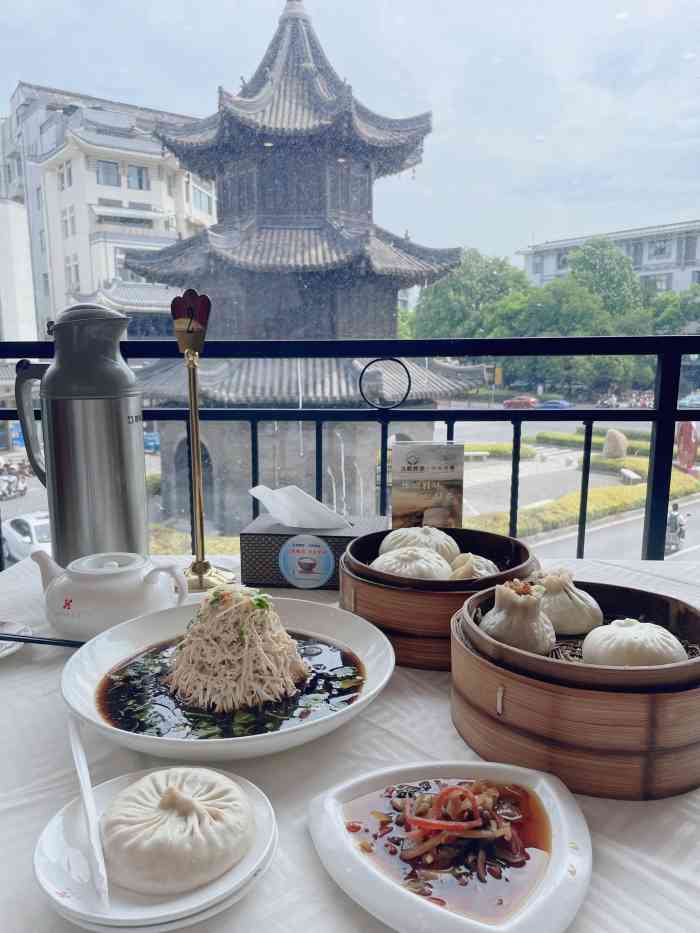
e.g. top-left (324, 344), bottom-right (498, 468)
top-left (145, 564), bottom-right (188, 605)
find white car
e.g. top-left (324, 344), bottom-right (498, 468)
top-left (2, 511), bottom-right (51, 563)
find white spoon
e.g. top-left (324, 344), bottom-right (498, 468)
top-left (68, 717), bottom-right (111, 912)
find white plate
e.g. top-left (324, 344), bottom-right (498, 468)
top-left (49, 826), bottom-right (278, 932)
top-left (0, 620), bottom-right (32, 659)
top-left (61, 597), bottom-right (395, 761)
top-left (34, 768), bottom-right (276, 928)
top-left (309, 761), bottom-right (592, 933)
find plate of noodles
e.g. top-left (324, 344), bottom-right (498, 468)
top-left (61, 585), bottom-right (395, 761)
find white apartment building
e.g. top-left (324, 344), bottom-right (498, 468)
top-left (0, 199), bottom-right (37, 339)
top-left (520, 220), bottom-right (700, 298)
top-left (1, 83), bottom-right (217, 337)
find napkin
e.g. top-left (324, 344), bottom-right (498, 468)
top-left (249, 485), bottom-right (352, 529)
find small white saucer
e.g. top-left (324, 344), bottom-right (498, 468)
top-left (309, 761), bottom-right (592, 933)
top-left (50, 826), bottom-right (278, 932)
top-left (34, 768), bottom-right (276, 928)
top-left (0, 620), bottom-right (32, 659)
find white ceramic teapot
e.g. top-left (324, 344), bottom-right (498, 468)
top-left (32, 551), bottom-right (188, 640)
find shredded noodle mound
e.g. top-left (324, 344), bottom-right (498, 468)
top-left (167, 585), bottom-right (309, 712)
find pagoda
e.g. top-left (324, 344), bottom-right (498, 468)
top-left (128, 0), bottom-right (461, 338)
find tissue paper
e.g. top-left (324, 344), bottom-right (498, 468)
top-left (249, 485), bottom-right (353, 530)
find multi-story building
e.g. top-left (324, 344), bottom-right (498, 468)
top-left (521, 220), bottom-right (700, 298)
top-left (1, 82), bottom-right (217, 336)
top-left (0, 199), bottom-right (37, 339)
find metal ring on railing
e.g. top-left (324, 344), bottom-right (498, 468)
top-left (358, 358), bottom-right (412, 411)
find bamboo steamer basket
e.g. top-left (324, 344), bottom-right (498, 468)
top-left (339, 528), bottom-right (538, 671)
top-left (463, 582), bottom-right (700, 690)
top-left (450, 585), bottom-right (700, 800)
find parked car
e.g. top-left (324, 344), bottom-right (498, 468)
top-left (2, 511), bottom-right (51, 563)
top-left (679, 393), bottom-right (700, 410)
top-left (537, 399), bottom-right (574, 410)
top-left (144, 431), bottom-right (161, 454)
top-left (503, 395), bottom-right (538, 410)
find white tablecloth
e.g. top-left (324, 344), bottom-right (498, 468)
top-left (1, 557), bottom-right (700, 933)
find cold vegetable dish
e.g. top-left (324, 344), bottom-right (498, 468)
top-left (344, 779), bottom-right (550, 922)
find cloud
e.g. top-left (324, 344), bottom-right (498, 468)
top-left (2, 0), bottom-right (700, 258)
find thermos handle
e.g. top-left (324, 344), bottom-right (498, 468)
top-left (15, 360), bottom-right (48, 487)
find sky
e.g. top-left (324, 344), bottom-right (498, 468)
top-left (3, 0), bottom-right (700, 261)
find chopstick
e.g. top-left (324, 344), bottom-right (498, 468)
top-left (0, 633), bottom-right (85, 649)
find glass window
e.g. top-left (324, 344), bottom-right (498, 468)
top-left (34, 522), bottom-right (50, 544)
top-left (35, 185), bottom-right (42, 210)
top-left (72, 254), bottom-right (80, 292)
top-left (11, 519), bottom-right (30, 539)
top-left (65, 160), bottom-right (72, 188)
top-left (5, 162), bottom-right (13, 183)
top-left (127, 164), bottom-right (150, 190)
top-left (193, 186), bottom-right (213, 214)
top-left (97, 160), bottom-right (120, 186)
top-left (60, 208), bottom-right (69, 239)
top-left (64, 255), bottom-right (72, 288)
top-left (39, 229), bottom-right (45, 252)
top-left (533, 254), bottom-right (544, 274)
top-left (69, 205), bottom-right (76, 235)
top-left (57, 163), bottom-right (65, 191)
top-left (648, 238), bottom-right (672, 260)
top-left (685, 236), bottom-right (697, 263)
top-left (166, 173), bottom-right (176, 197)
top-left (41, 273), bottom-right (49, 297)
top-left (556, 249), bottom-right (569, 270)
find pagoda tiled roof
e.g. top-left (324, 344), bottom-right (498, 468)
top-left (157, 1), bottom-right (431, 177)
top-left (126, 222), bottom-right (461, 286)
top-left (138, 356), bottom-right (486, 408)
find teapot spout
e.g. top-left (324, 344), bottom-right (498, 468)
top-left (31, 550), bottom-right (65, 592)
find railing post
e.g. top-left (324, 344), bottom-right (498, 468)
top-left (379, 419), bottom-right (390, 517)
top-left (509, 420), bottom-right (522, 538)
top-left (576, 420), bottom-right (594, 559)
top-left (315, 421), bottom-right (324, 502)
top-left (250, 421), bottom-right (260, 519)
top-left (642, 352), bottom-right (682, 560)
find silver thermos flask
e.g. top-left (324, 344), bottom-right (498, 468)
top-left (15, 304), bottom-right (148, 566)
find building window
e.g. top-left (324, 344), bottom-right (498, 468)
top-left (167, 173), bottom-right (176, 197)
top-left (556, 249), bottom-right (570, 270)
top-left (128, 201), bottom-right (151, 211)
top-left (61, 208), bottom-right (69, 239)
top-left (72, 255), bottom-right (80, 292)
top-left (627, 241), bottom-right (644, 269)
top-left (97, 160), bottom-right (120, 186)
top-left (97, 197), bottom-right (123, 207)
top-left (193, 186), bottom-right (213, 214)
top-left (39, 229), bottom-right (45, 253)
top-left (127, 165), bottom-right (150, 191)
top-left (115, 248), bottom-right (145, 283)
top-left (65, 160), bottom-right (73, 188)
top-left (648, 238), bottom-right (672, 260)
top-left (69, 205), bottom-right (76, 236)
top-left (692, 271), bottom-right (700, 285)
top-left (64, 255), bottom-right (72, 290)
top-left (685, 236), bottom-right (697, 263)
top-left (58, 163), bottom-right (65, 191)
top-left (36, 186), bottom-right (42, 210)
top-left (96, 214), bottom-right (153, 228)
top-left (533, 254), bottom-right (544, 275)
top-left (641, 273), bottom-right (674, 297)
top-left (42, 273), bottom-right (49, 297)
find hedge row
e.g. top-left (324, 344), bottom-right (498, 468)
top-left (467, 469), bottom-right (700, 538)
top-left (464, 443), bottom-right (536, 461)
top-left (575, 425), bottom-right (652, 442)
top-left (533, 431), bottom-right (651, 455)
top-left (150, 524), bottom-right (241, 556)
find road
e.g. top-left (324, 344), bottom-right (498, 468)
top-left (435, 418), bottom-right (654, 446)
top-left (530, 499), bottom-right (700, 561)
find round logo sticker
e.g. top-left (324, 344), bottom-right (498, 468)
top-left (278, 534), bottom-right (335, 589)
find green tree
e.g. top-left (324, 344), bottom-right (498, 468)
top-left (415, 248), bottom-right (528, 338)
top-left (569, 237), bottom-right (643, 315)
top-left (397, 306), bottom-right (416, 340)
top-left (652, 285), bottom-right (700, 334)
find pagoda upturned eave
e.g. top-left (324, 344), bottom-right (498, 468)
top-left (125, 223), bottom-right (462, 287)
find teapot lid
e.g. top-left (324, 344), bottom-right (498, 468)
top-left (67, 553), bottom-right (148, 576)
top-left (53, 304), bottom-right (128, 329)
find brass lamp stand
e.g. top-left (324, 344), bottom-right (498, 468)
top-left (171, 290), bottom-right (236, 592)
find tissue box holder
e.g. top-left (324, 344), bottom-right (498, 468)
top-left (240, 515), bottom-right (388, 590)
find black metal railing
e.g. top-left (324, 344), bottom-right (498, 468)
top-left (0, 334), bottom-right (698, 564)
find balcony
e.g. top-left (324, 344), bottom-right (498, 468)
top-left (1, 334), bottom-right (699, 568)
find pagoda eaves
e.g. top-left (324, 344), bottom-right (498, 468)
top-left (158, 0), bottom-right (431, 180)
